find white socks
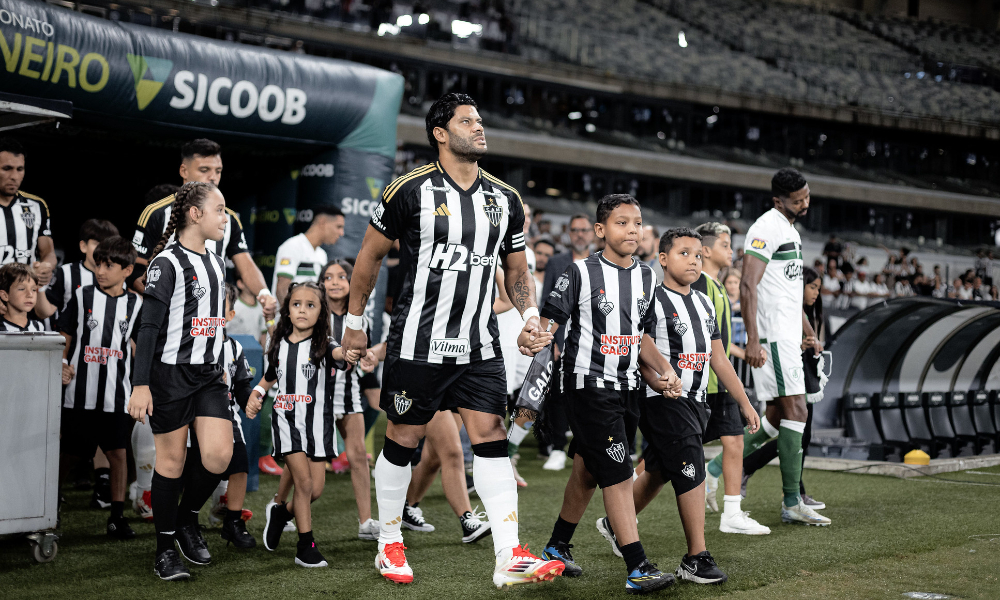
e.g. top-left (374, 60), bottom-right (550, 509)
top-left (723, 494), bottom-right (742, 517)
top-left (762, 416), bottom-right (780, 438)
top-left (473, 455), bottom-right (520, 557)
top-left (132, 419), bottom-right (156, 491)
top-left (374, 451), bottom-right (411, 546)
top-left (779, 419), bottom-right (807, 434)
top-left (507, 423), bottom-right (531, 447)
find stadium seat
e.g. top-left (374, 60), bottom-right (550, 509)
top-left (970, 391), bottom-right (997, 454)
top-left (873, 393), bottom-right (908, 460)
top-left (946, 391), bottom-right (979, 455)
top-left (923, 392), bottom-right (959, 457)
top-left (844, 394), bottom-right (887, 459)
top-left (900, 393), bottom-right (940, 457)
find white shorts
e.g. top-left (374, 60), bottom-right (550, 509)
top-left (751, 338), bottom-right (806, 401)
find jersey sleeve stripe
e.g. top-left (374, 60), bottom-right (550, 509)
top-left (225, 207), bottom-right (243, 228)
top-left (480, 172), bottom-right (523, 205)
top-left (138, 195), bottom-right (176, 227)
top-left (382, 164), bottom-right (436, 202)
top-left (745, 249), bottom-right (769, 264)
top-left (19, 192), bottom-right (48, 210)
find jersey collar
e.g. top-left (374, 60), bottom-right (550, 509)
top-left (435, 161), bottom-right (482, 196)
top-left (598, 252), bottom-right (637, 271)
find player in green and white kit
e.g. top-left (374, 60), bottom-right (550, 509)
top-left (739, 169), bottom-right (830, 526)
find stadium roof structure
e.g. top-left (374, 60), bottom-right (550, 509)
top-left (817, 298), bottom-right (1000, 429)
top-left (0, 92), bottom-right (72, 132)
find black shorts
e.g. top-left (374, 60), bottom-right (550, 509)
top-left (149, 363), bottom-right (231, 434)
top-left (360, 371), bottom-right (380, 391)
top-left (564, 379), bottom-right (639, 489)
top-left (380, 356), bottom-right (507, 426)
top-left (60, 409), bottom-right (133, 457)
top-left (704, 392), bottom-right (746, 442)
top-left (642, 434), bottom-right (705, 496)
top-left (190, 419), bottom-right (248, 477)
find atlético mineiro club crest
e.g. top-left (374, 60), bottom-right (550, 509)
top-left (191, 277), bottom-right (206, 300)
top-left (301, 361), bottom-right (316, 380)
top-left (597, 289), bottom-right (615, 316)
top-left (482, 196), bottom-right (503, 228)
top-left (86, 313), bottom-right (98, 330)
top-left (606, 441), bottom-right (626, 463)
top-left (637, 293), bottom-right (649, 320)
top-left (20, 206), bottom-right (35, 229)
top-left (681, 463), bottom-right (696, 480)
top-left (672, 313), bottom-right (688, 335)
top-left (118, 319), bottom-right (129, 336)
top-left (395, 391), bottom-right (412, 415)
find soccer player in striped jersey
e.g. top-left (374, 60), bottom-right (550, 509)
top-left (0, 262), bottom-right (55, 332)
top-left (342, 93), bottom-right (563, 588)
top-left (128, 181), bottom-right (235, 581)
top-left (695, 222), bottom-right (769, 535)
top-left (0, 138), bottom-right (56, 286)
top-left (128, 139), bottom-right (276, 320)
top-left (622, 228), bottom-right (760, 586)
top-left (246, 282), bottom-right (356, 567)
top-left (204, 282), bottom-right (257, 548)
top-left (537, 194), bottom-right (676, 594)
top-left (57, 236), bottom-right (141, 540)
top-left (47, 219), bottom-right (119, 312)
top-left (740, 169), bottom-right (830, 527)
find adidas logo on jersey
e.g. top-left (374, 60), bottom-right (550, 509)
top-left (433, 203), bottom-right (452, 217)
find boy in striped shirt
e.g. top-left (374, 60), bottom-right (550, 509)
top-left (58, 236), bottom-right (142, 539)
top-left (627, 228), bottom-right (760, 585)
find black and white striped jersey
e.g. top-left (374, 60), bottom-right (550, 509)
top-left (646, 284), bottom-right (720, 402)
top-left (330, 312), bottom-right (371, 416)
top-left (223, 335), bottom-right (254, 436)
top-left (541, 253), bottom-right (656, 390)
top-left (132, 194), bottom-right (248, 261)
top-left (0, 317), bottom-right (45, 332)
top-left (265, 336), bottom-right (344, 458)
top-left (46, 261), bottom-right (95, 311)
top-left (0, 192), bottom-right (51, 265)
top-left (59, 286), bottom-right (142, 412)
top-left (371, 162), bottom-right (526, 364)
top-left (143, 242), bottom-right (226, 365)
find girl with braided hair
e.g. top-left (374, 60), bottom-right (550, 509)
top-left (128, 181), bottom-right (234, 580)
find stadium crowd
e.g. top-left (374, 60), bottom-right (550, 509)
top-left (0, 91), bottom-right (988, 592)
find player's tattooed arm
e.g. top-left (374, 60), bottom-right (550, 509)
top-left (501, 250), bottom-right (537, 314)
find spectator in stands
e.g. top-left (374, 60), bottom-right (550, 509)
top-left (973, 276), bottom-right (989, 300)
top-left (871, 273), bottom-right (890, 302)
top-left (957, 278), bottom-right (974, 300)
top-left (639, 224), bottom-right (662, 283)
top-left (856, 256), bottom-right (869, 275)
top-left (975, 249), bottom-right (992, 285)
top-left (947, 277), bottom-right (963, 299)
top-left (851, 269), bottom-right (872, 310)
top-left (839, 263), bottom-right (857, 309)
top-left (895, 276), bottom-right (914, 298)
top-left (532, 237), bottom-right (556, 295)
top-left (822, 258), bottom-right (842, 306)
top-left (822, 234), bottom-right (842, 264)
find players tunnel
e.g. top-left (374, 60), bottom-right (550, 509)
top-left (0, 0), bottom-right (403, 287)
top-left (816, 297), bottom-right (1000, 458)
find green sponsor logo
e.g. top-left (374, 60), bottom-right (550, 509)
top-left (126, 54), bottom-right (173, 110)
top-left (366, 177), bottom-right (384, 200)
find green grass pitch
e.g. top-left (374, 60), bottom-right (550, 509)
top-left (2, 423), bottom-right (999, 599)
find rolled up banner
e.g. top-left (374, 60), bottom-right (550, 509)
top-left (515, 344), bottom-right (555, 416)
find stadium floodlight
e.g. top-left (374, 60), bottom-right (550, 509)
top-left (585, 123), bottom-right (597, 132)
top-left (678, 31), bottom-right (688, 48)
top-left (452, 20), bottom-right (483, 38)
top-left (568, 111), bottom-right (582, 120)
top-left (397, 14), bottom-right (413, 27)
top-left (418, 13), bottom-right (430, 25)
top-left (706, 115), bottom-right (718, 124)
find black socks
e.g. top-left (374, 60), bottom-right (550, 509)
top-left (548, 516), bottom-right (578, 547)
top-left (151, 472), bottom-right (182, 555)
top-left (620, 541), bottom-right (646, 573)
